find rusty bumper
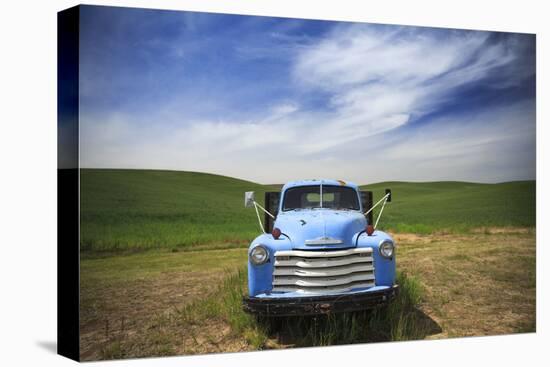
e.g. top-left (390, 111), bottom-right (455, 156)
top-left (242, 285), bottom-right (399, 317)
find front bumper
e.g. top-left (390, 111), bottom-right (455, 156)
top-left (242, 285), bottom-right (399, 317)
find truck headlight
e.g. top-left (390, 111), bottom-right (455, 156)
top-left (250, 245), bottom-right (269, 265)
top-left (379, 240), bottom-right (395, 259)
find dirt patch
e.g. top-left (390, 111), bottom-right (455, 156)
top-left (469, 226), bottom-right (534, 234)
top-left (81, 271), bottom-right (215, 359)
top-left (79, 248), bottom-right (250, 360)
top-left (175, 320), bottom-right (251, 355)
top-left (396, 231), bottom-right (535, 338)
top-left (393, 233), bottom-right (431, 243)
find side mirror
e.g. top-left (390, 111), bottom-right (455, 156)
top-left (244, 191), bottom-right (255, 208)
top-left (385, 189), bottom-right (392, 202)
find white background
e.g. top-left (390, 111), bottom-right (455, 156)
top-left (0, 0), bottom-right (547, 366)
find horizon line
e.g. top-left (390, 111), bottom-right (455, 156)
top-left (71, 167), bottom-right (537, 186)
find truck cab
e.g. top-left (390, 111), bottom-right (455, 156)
top-left (243, 179), bottom-right (398, 316)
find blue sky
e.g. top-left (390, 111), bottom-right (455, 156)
top-left (76, 5), bottom-right (536, 184)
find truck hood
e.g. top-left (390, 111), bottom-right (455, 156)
top-left (274, 209), bottom-right (366, 250)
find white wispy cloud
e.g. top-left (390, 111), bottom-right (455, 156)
top-left (80, 23), bottom-right (535, 184)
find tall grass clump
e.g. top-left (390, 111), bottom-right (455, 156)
top-left (262, 272), bottom-right (429, 346)
top-left (182, 269), bottom-right (433, 348)
top-left (369, 272), bottom-right (426, 341)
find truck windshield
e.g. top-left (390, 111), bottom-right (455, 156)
top-left (282, 185), bottom-right (360, 211)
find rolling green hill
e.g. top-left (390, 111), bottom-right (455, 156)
top-left (362, 181), bottom-right (535, 233)
top-left (80, 169), bottom-right (535, 252)
top-left (80, 169), bottom-right (267, 252)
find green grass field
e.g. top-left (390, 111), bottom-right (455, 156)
top-left (80, 169), bottom-right (267, 252)
top-left (80, 169), bottom-right (535, 252)
top-left (362, 180), bottom-right (536, 233)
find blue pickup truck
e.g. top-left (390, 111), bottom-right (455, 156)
top-left (243, 179), bottom-right (398, 316)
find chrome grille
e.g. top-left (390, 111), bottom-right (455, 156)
top-left (272, 248), bottom-right (375, 294)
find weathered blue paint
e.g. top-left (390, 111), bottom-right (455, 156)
top-left (276, 210), bottom-right (366, 250)
top-left (247, 179), bottom-right (396, 298)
